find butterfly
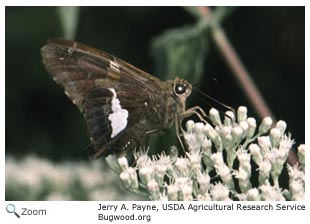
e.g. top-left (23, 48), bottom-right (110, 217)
top-left (41, 39), bottom-right (207, 159)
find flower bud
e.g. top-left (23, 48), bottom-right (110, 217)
top-left (204, 124), bottom-right (222, 151)
top-left (275, 120), bottom-right (287, 135)
top-left (209, 108), bottom-right (222, 126)
top-left (270, 128), bottom-right (281, 148)
top-left (258, 117), bottom-right (272, 134)
top-left (232, 126), bottom-right (243, 143)
top-left (237, 106), bottom-right (247, 123)
top-left (120, 171), bottom-right (131, 188)
top-left (258, 136), bottom-right (271, 156)
top-left (297, 144), bottom-right (305, 166)
top-left (139, 166), bottom-right (153, 185)
top-left (239, 121), bottom-right (249, 134)
top-left (120, 167), bottom-right (138, 190)
top-left (258, 161), bottom-right (271, 185)
top-left (186, 120), bottom-right (195, 133)
top-left (118, 157), bottom-right (129, 171)
top-left (224, 111), bottom-right (235, 125)
top-left (249, 143), bottom-right (262, 165)
top-left (246, 117), bottom-right (256, 139)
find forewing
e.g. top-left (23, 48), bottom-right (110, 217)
top-left (41, 38), bottom-right (162, 111)
top-left (41, 39), bottom-right (162, 158)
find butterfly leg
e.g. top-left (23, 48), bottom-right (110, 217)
top-left (185, 106), bottom-right (208, 119)
top-left (181, 106), bottom-right (209, 124)
top-left (175, 106), bottom-right (210, 152)
top-left (175, 118), bottom-right (187, 152)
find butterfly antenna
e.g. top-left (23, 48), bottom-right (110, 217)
top-left (192, 86), bottom-right (236, 119)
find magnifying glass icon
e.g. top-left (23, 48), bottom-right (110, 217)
top-left (6, 204), bottom-right (20, 218)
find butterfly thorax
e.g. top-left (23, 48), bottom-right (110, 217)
top-left (153, 77), bottom-right (192, 130)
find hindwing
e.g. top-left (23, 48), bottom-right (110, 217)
top-left (83, 84), bottom-right (154, 158)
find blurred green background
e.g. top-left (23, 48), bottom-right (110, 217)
top-left (6, 6), bottom-right (305, 162)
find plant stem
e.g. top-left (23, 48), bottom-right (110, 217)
top-left (195, 6), bottom-right (297, 165)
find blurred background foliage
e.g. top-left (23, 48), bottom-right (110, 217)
top-left (5, 7), bottom-right (304, 200)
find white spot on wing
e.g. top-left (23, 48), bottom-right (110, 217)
top-left (108, 88), bottom-right (128, 138)
top-left (110, 61), bottom-right (120, 73)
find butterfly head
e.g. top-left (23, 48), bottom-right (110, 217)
top-left (173, 77), bottom-right (192, 99)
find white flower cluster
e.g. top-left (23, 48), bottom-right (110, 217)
top-left (5, 156), bottom-right (142, 200)
top-left (106, 106), bottom-right (305, 201)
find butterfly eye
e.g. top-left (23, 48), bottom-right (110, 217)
top-left (175, 83), bottom-right (186, 95)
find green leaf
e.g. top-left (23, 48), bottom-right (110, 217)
top-left (151, 20), bottom-right (209, 84)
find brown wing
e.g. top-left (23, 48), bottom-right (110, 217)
top-left (41, 38), bottom-right (162, 111)
top-left (83, 85), bottom-right (153, 158)
top-left (41, 39), bottom-right (164, 158)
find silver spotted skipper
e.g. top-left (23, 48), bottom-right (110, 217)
top-left (41, 39), bottom-right (207, 159)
